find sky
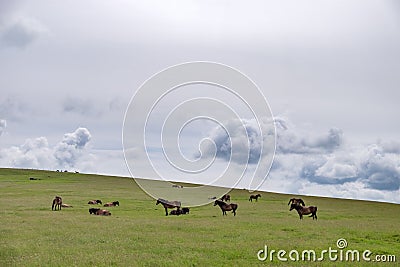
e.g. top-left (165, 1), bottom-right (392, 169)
top-left (0, 0), bottom-right (399, 203)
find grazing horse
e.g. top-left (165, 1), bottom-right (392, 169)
top-left (88, 199), bottom-right (102, 205)
top-left (52, 196), bottom-right (62, 211)
top-left (103, 201), bottom-right (119, 207)
top-left (156, 198), bottom-right (181, 216)
top-left (288, 198), bottom-right (305, 206)
top-left (290, 203), bottom-right (317, 220)
top-left (214, 200), bottom-right (238, 216)
top-left (220, 194), bottom-right (231, 202)
top-left (249, 194), bottom-right (261, 202)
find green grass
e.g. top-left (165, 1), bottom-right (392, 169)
top-left (0, 168), bottom-right (399, 266)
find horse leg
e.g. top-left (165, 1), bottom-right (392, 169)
top-left (165, 207), bottom-right (168, 216)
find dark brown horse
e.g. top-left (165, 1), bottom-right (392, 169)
top-left (156, 198), bottom-right (181, 216)
top-left (214, 200), bottom-right (238, 216)
top-left (290, 203), bottom-right (317, 220)
top-left (104, 201), bottom-right (119, 207)
top-left (220, 194), bottom-right (230, 202)
top-left (288, 198), bottom-right (305, 206)
top-left (249, 194), bottom-right (261, 202)
top-left (89, 208), bottom-right (111, 216)
top-left (52, 196), bottom-right (62, 211)
top-left (88, 199), bottom-right (102, 205)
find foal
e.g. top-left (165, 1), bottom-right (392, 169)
top-left (290, 203), bottom-right (317, 220)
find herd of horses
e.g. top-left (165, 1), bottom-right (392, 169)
top-left (52, 194), bottom-right (318, 220)
top-left (51, 196), bottom-right (119, 216)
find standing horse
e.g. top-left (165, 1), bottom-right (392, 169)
top-left (288, 198), bottom-right (305, 206)
top-left (290, 203), bottom-right (317, 220)
top-left (249, 194), bottom-right (261, 202)
top-left (156, 198), bottom-right (181, 216)
top-left (220, 194), bottom-right (231, 202)
top-left (214, 200), bottom-right (238, 216)
top-left (52, 196), bottom-right (62, 211)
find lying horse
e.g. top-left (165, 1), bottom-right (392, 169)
top-left (89, 208), bottom-right (111, 216)
top-left (288, 198), bottom-right (305, 206)
top-left (89, 208), bottom-right (100, 214)
top-left (214, 199), bottom-right (238, 216)
top-left (97, 209), bottom-right (111, 216)
top-left (52, 196), bottom-right (62, 211)
top-left (249, 194), bottom-right (261, 202)
top-left (290, 203), bottom-right (317, 220)
top-left (169, 209), bottom-right (182, 216)
top-left (181, 207), bottom-right (190, 214)
top-left (103, 201), bottom-right (119, 207)
top-left (156, 198), bottom-right (181, 216)
top-left (88, 199), bottom-right (102, 205)
top-left (61, 203), bottom-right (73, 208)
top-left (220, 194), bottom-right (230, 202)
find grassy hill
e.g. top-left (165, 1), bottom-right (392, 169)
top-left (0, 168), bottom-right (398, 266)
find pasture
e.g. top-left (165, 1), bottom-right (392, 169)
top-left (0, 168), bottom-right (399, 266)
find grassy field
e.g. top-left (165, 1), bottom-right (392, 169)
top-left (0, 168), bottom-right (399, 266)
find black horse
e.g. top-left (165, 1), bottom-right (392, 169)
top-left (214, 200), bottom-right (238, 216)
top-left (249, 194), bottom-right (261, 202)
top-left (156, 198), bottom-right (181, 216)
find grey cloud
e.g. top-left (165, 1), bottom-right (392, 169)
top-left (62, 97), bottom-right (102, 117)
top-left (298, 144), bottom-right (400, 191)
top-left (0, 97), bottom-right (30, 121)
top-left (0, 119), bottom-right (6, 135)
top-left (200, 118), bottom-right (271, 164)
top-left (0, 17), bottom-right (46, 48)
top-left (276, 117), bottom-right (343, 154)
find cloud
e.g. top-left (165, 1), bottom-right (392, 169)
top-left (0, 17), bottom-right (47, 48)
top-left (275, 117), bottom-right (343, 154)
top-left (54, 128), bottom-right (91, 167)
top-left (199, 118), bottom-right (274, 164)
top-left (0, 127), bottom-right (92, 169)
top-left (0, 119), bottom-right (6, 136)
top-left (62, 97), bottom-right (102, 117)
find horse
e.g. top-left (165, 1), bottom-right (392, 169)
top-left (214, 200), bottom-right (238, 216)
top-left (61, 203), bottom-right (73, 208)
top-left (181, 207), bottom-right (190, 214)
top-left (89, 208), bottom-right (100, 214)
top-left (290, 203), bottom-right (317, 220)
top-left (103, 201), bottom-right (119, 207)
top-left (220, 194), bottom-right (231, 202)
top-left (97, 209), bottom-right (112, 216)
top-left (249, 194), bottom-right (261, 202)
top-left (156, 198), bottom-right (181, 216)
top-left (88, 199), bottom-right (102, 205)
top-left (169, 208), bottom-right (182, 216)
top-left (52, 196), bottom-right (62, 211)
top-left (288, 198), bottom-right (305, 206)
